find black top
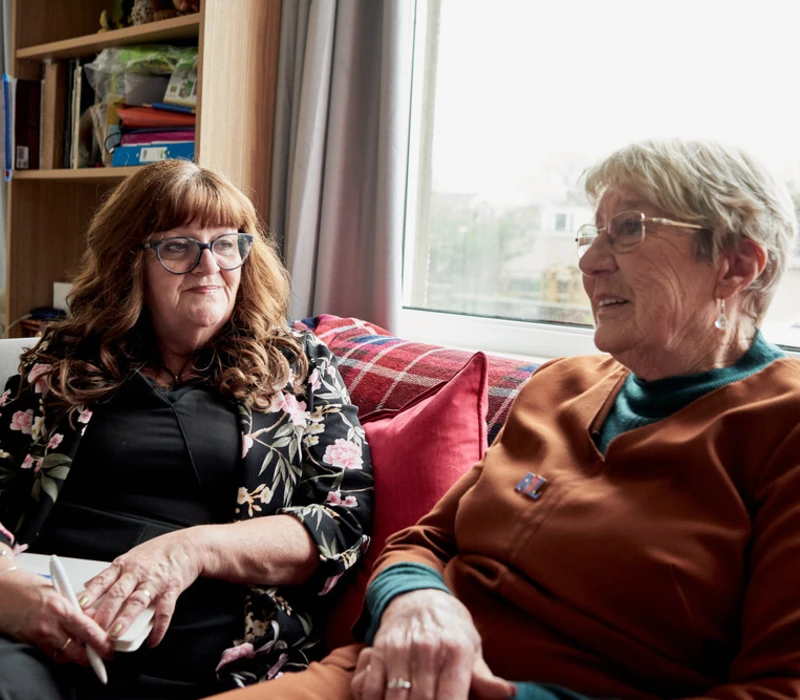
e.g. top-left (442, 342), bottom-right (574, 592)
top-left (0, 330), bottom-right (374, 694)
top-left (33, 372), bottom-right (245, 697)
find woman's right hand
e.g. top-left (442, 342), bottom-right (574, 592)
top-left (351, 588), bottom-right (516, 700)
top-left (0, 569), bottom-right (113, 666)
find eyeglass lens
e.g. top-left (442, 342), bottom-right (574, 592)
top-left (577, 212), bottom-right (644, 258)
top-left (157, 234), bottom-right (251, 273)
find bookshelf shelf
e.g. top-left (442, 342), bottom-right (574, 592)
top-left (16, 15), bottom-right (200, 62)
top-left (13, 167), bottom-right (144, 183)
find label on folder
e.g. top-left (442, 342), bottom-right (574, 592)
top-left (17, 552), bottom-right (155, 652)
top-left (140, 146), bottom-right (168, 163)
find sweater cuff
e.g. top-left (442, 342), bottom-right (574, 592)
top-left (513, 682), bottom-right (602, 700)
top-left (356, 562), bottom-right (452, 644)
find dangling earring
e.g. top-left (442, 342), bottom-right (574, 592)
top-left (714, 298), bottom-right (728, 330)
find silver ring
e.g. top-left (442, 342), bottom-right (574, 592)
top-left (386, 677), bottom-right (412, 690)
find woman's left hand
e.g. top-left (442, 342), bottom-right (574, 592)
top-left (352, 589), bottom-right (516, 700)
top-left (76, 529), bottom-right (203, 647)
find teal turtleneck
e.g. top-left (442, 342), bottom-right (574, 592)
top-left (595, 331), bottom-right (785, 454)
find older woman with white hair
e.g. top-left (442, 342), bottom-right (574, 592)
top-left (211, 138), bottom-right (800, 700)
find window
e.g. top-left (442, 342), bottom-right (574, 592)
top-left (401, 0), bottom-right (800, 355)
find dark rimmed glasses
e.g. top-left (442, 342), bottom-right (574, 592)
top-left (143, 233), bottom-right (254, 274)
top-left (575, 211), bottom-right (705, 259)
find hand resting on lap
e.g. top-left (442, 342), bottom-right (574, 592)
top-left (351, 589), bottom-right (515, 700)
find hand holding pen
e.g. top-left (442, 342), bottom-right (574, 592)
top-left (50, 555), bottom-right (109, 685)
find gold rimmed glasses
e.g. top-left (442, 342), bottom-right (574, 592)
top-left (576, 211), bottom-right (704, 259)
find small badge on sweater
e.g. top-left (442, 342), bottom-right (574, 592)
top-left (515, 472), bottom-right (548, 500)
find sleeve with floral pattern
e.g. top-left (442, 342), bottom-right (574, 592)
top-left (0, 373), bottom-right (37, 549)
top-left (279, 332), bottom-right (374, 596)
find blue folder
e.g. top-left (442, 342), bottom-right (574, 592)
top-left (111, 140), bottom-right (195, 167)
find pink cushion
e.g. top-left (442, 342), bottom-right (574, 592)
top-left (323, 352), bottom-right (489, 651)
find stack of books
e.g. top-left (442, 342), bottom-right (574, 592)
top-left (110, 103), bottom-right (195, 166)
top-left (3, 46), bottom-right (198, 174)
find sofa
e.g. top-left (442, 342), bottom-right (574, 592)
top-left (0, 315), bottom-right (540, 650)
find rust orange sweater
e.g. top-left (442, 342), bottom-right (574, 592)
top-left (372, 354), bottom-right (800, 699)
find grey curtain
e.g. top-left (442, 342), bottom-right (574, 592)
top-left (270, 0), bottom-right (415, 331)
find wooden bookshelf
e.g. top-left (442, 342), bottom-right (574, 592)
top-left (16, 15), bottom-right (200, 62)
top-left (5, 0), bottom-right (282, 333)
top-left (13, 167), bottom-right (144, 183)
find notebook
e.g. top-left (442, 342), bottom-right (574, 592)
top-left (16, 552), bottom-right (155, 652)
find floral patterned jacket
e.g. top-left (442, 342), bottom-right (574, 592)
top-left (0, 331), bottom-right (373, 689)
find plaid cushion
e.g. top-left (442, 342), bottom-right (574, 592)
top-left (292, 314), bottom-right (538, 445)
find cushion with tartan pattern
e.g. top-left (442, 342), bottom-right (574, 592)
top-left (293, 314), bottom-right (538, 445)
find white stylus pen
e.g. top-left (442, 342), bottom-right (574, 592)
top-left (49, 555), bottom-right (108, 685)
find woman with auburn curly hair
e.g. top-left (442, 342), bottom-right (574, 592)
top-left (0, 160), bottom-right (373, 699)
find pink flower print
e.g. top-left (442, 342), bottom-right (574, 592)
top-left (27, 364), bottom-right (51, 394)
top-left (0, 389), bottom-right (11, 407)
top-left (319, 573), bottom-right (344, 596)
top-left (326, 490), bottom-right (357, 507)
top-left (241, 433), bottom-right (254, 458)
top-left (0, 523), bottom-right (15, 544)
top-left (308, 368), bottom-right (322, 392)
top-left (215, 642), bottom-right (255, 672)
top-left (326, 364), bottom-right (336, 378)
top-left (272, 392), bottom-right (308, 427)
top-left (77, 408), bottom-right (93, 424)
top-left (10, 410), bottom-right (34, 434)
top-left (266, 653), bottom-right (288, 679)
top-left (323, 439), bottom-right (363, 470)
top-left (27, 363), bottom-right (49, 384)
top-left (21, 454), bottom-right (35, 469)
top-left (47, 433), bottom-right (64, 450)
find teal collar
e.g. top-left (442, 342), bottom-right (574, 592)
top-left (596, 331), bottom-right (785, 452)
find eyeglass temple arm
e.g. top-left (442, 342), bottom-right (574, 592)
top-left (647, 217), bottom-right (705, 230)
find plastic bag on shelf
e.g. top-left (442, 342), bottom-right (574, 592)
top-left (84, 45), bottom-right (198, 103)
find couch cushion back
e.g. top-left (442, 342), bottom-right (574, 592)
top-left (0, 338), bottom-right (33, 387)
top-left (294, 315), bottom-right (538, 444)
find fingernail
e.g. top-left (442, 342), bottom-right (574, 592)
top-left (78, 595), bottom-right (89, 608)
top-left (110, 623), bottom-right (123, 637)
top-left (508, 684), bottom-right (518, 698)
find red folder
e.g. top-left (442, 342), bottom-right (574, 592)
top-left (115, 105), bottom-right (196, 129)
